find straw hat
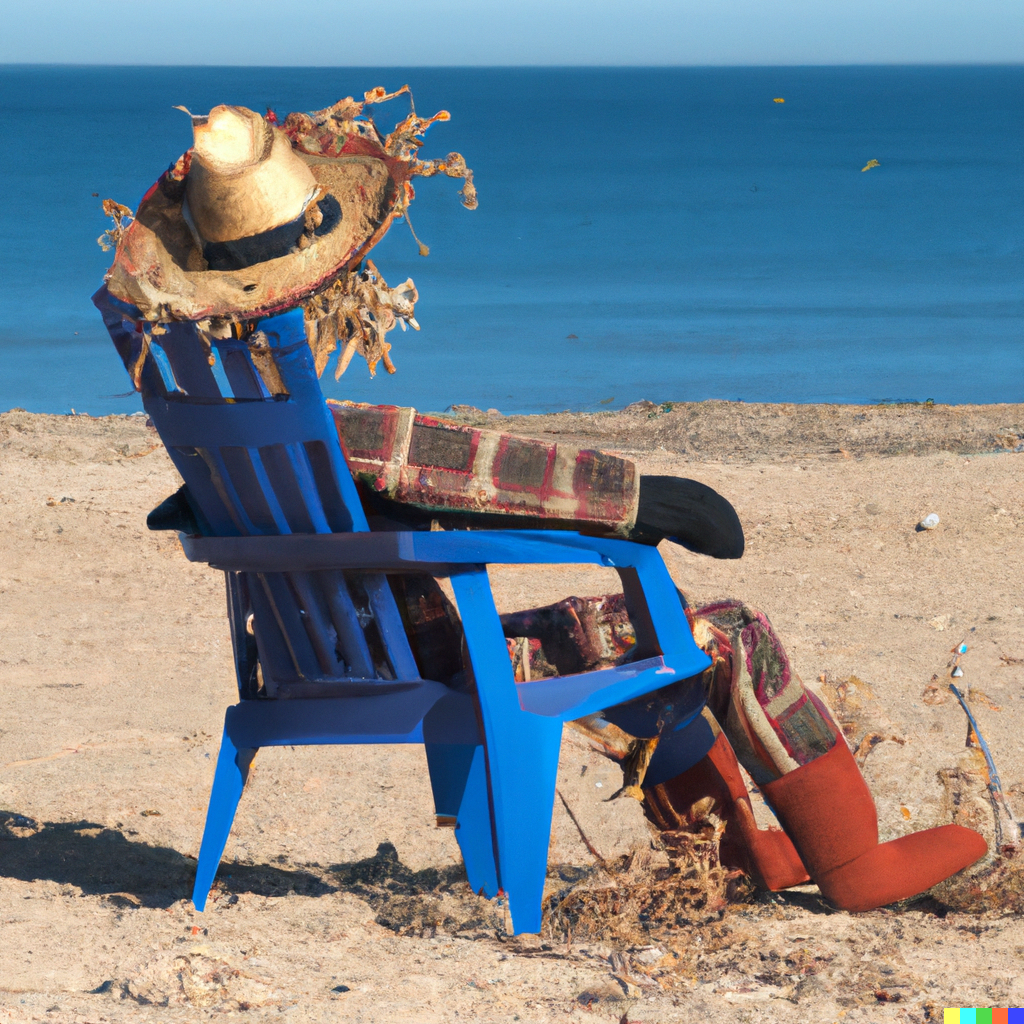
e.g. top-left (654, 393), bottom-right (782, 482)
top-left (103, 93), bottom-right (475, 333)
top-left (184, 105), bottom-right (320, 250)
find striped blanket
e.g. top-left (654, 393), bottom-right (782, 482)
top-left (328, 401), bottom-right (639, 536)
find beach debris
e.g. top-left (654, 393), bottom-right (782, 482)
top-left (606, 736), bottom-right (659, 802)
top-left (923, 640), bottom-right (989, 702)
top-left (818, 672), bottom-right (905, 757)
top-left (968, 687), bottom-right (1001, 711)
top-left (773, 97), bottom-right (785, 103)
top-left (861, 159), bottom-right (881, 172)
top-left (544, 836), bottom-right (752, 945)
top-left (947, 639), bottom-right (969, 676)
top-left (994, 432), bottom-right (1024, 451)
top-left (948, 682), bottom-right (1018, 844)
top-left (922, 675), bottom-right (950, 705)
top-left (556, 788), bottom-right (606, 863)
top-left (918, 512), bottom-right (940, 530)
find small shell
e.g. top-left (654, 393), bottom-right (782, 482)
top-left (919, 513), bottom-right (941, 530)
top-left (951, 666), bottom-right (964, 678)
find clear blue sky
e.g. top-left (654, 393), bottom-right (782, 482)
top-left (2, 0), bottom-right (1022, 65)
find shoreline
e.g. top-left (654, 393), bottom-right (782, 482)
top-left (446, 400), bottom-right (1024, 462)
top-left (6, 399), bottom-right (1024, 461)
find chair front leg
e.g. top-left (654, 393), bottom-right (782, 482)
top-left (450, 569), bottom-right (563, 936)
top-left (424, 740), bottom-right (499, 898)
top-left (193, 718), bottom-right (257, 912)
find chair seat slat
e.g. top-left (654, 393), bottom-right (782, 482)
top-left (246, 573), bottom-right (301, 684)
top-left (254, 572), bottom-right (321, 684)
top-left (316, 570), bottom-right (376, 678)
top-left (364, 573), bottom-right (419, 680)
top-left (287, 572), bottom-right (348, 678)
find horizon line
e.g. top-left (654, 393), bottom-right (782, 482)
top-left (2, 61), bottom-right (1023, 69)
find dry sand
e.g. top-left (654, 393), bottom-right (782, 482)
top-left (1, 402), bottom-right (1023, 1023)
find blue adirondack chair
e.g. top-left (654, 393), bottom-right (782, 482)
top-left (94, 286), bottom-right (713, 934)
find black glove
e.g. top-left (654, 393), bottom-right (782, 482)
top-left (146, 485), bottom-right (202, 535)
top-left (631, 475), bottom-right (744, 559)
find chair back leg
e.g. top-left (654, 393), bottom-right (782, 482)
top-left (193, 720), bottom-right (257, 911)
top-left (451, 570), bottom-right (564, 935)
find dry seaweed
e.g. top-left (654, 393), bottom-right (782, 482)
top-left (544, 830), bottom-right (754, 946)
top-left (817, 672), bottom-right (905, 760)
top-left (930, 848), bottom-right (1024, 914)
top-left (96, 199), bottom-right (134, 252)
top-left (302, 259), bottom-right (418, 379)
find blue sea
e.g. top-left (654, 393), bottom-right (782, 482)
top-left (1, 65), bottom-right (1021, 415)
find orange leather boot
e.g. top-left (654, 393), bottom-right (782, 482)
top-left (762, 738), bottom-right (988, 912)
top-left (643, 731), bottom-right (810, 891)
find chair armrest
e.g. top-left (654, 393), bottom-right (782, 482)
top-left (182, 529), bottom-right (658, 574)
top-left (515, 655), bottom-right (707, 722)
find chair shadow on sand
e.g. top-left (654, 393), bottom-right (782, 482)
top-left (0, 807), bottom-right (522, 935)
top-left (0, 810), bottom-right (334, 909)
top-left (0, 809), bottom-right (503, 933)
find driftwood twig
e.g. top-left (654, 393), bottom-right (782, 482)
top-left (556, 787), bottom-right (605, 864)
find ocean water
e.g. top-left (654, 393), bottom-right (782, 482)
top-left (0, 64), bottom-right (1021, 415)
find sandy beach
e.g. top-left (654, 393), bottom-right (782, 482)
top-left (1, 401), bottom-right (1023, 1023)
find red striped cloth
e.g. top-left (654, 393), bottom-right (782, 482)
top-left (328, 401), bottom-right (639, 536)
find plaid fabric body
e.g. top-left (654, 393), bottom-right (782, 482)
top-left (498, 594), bottom-right (840, 786)
top-left (500, 594), bottom-right (636, 677)
top-left (693, 601), bottom-right (839, 784)
top-left (328, 401), bottom-right (639, 536)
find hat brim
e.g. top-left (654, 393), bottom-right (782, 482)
top-left (106, 153), bottom-right (399, 323)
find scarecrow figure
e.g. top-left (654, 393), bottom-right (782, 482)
top-left (100, 90), bottom-right (986, 914)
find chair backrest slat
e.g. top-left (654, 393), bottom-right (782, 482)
top-left (196, 447), bottom-right (264, 536)
top-left (282, 443), bottom-right (333, 534)
top-left (217, 336), bottom-right (271, 400)
top-left (256, 443), bottom-right (328, 535)
top-left (211, 447), bottom-right (288, 535)
top-left (94, 288), bottom-right (424, 692)
top-left (160, 322), bottom-right (222, 398)
top-left (167, 446), bottom-right (245, 537)
top-left (301, 440), bottom-right (360, 533)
